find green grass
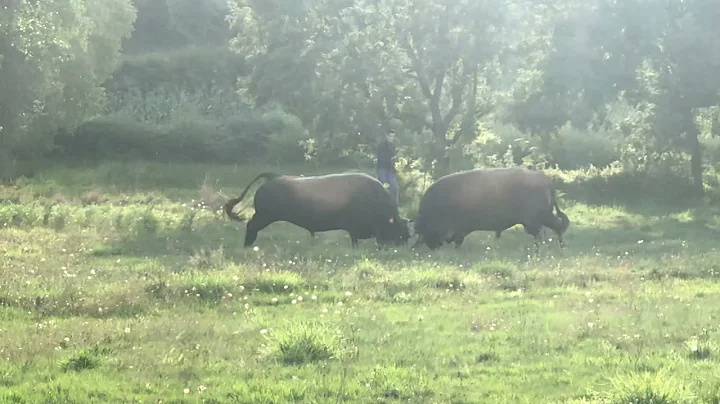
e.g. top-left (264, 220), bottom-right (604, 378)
top-left (2, 160), bottom-right (720, 403)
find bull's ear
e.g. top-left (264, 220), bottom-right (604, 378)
top-left (388, 217), bottom-right (394, 223)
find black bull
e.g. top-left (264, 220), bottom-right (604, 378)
top-left (408, 167), bottom-right (570, 250)
top-left (223, 172), bottom-right (410, 248)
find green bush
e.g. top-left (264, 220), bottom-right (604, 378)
top-left (104, 46), bottom-right (247, 96)
top-left (122, 0), bottom-right (231, 54)
top-left (53, 116), bottom-right (164, 161)
top-left (261, 108), bottom-right (310, 164)
top-left (53, 101), bottom-right (313, 165)
top-left (455, 121), bottom-right (520, 169)
top-left (103, 88), bottom-right (242, 125)
top-left (98, 46), bottom-right (251, 163)
top-left (52, 114), bottom-right (242, 164)
top-left (550, 123), bottom-right (621, 169)
top-left (160, 111), bottom-right (228, 162)
top-left (546, 163), bottom-right (700, 205)
top-left (452, 120), bottom-right (622, 171)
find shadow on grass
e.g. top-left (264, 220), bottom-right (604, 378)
top-left (557, 172), bottom-right (712, 217)
top-left (102, 220), bottom-right (422, 267)
top-left (100, 206), bottom-right (720, 274)
top-left (566, 218), bottom-right (719, 255)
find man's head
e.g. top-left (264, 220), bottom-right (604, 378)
top-left (387, 129), bottom-right (396, 141)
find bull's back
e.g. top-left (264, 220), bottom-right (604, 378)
top-left (253, 173), bottom-right (393, 228)
top-left (417, 168), bottom-right (550, 232)
top-left (420, 169), bottom-right (513, 210)
top-left (291, 173), bottom-right (390, 210)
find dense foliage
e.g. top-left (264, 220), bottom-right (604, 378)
top-left (2, 0), bottom-right (720, 195)
top-left (0, 0), bottom-right (135, 162)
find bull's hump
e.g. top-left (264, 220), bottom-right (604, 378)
top-left (294, 172), bottom-right (374, 182)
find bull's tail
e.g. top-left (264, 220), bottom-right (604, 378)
top-left (223, 172), bottom-right (281, 223)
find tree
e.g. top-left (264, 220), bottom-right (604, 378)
top-left (386, 0), bottom-right (507, 177)
top-left (228, 0), bottom-right (513, 177)
top-left (121, 0), bottom-right (231, 54)
top-left (0, 0), bottom-right (136, 161)
top-left (510, 0), bottom-right (720, 194)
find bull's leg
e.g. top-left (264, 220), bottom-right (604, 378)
top-left (244, 213), bottom-right (274, 247)
top-left (425, 234), bottom-right (444, 250)
top-left (522, 223), bottom-right (543, 256)
top-left (348, 232), bottom-right (360, 248)
top-left (552, 229), bottom-right (565, 248)
top-left (451, 233), bottom-right (467, 249)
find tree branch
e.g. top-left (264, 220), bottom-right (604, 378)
top-left (444, 77), bottom-right (467, 128)
top-left (432, 71), bottom-right (445, 104)
top-left (400, 31), bottom-right (446, 137)
top-left (442, 62), bottom-right (474, 144)
top-left (342, 43), bottom-right (390, 126)
top-left (449, 66), bottom-right (476, 145)
top-left (399, 34), bottom-right (432, 100)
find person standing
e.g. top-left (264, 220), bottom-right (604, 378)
top-left (376, 128), bottom-right (399, 204)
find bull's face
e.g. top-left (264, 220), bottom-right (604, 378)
top-left (378, 216), bottom-right (411, 247)
top-left (393, 216), bottom-right (411, 245)
top-left (551, 210), bottom-right (570, 236)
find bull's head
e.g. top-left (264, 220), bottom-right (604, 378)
top-left (394, 216), bottom-right (411, 245)
top-left (377, 215), bottom-right (411, 247)
top-left (548, 210), bottom-right (570, 237)
top-left (545, 210), bottom-right (570, 247)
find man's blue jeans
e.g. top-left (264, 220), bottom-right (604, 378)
top-left (377, 167), bottom-right (399, 204)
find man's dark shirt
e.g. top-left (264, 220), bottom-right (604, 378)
top-left (377, 138), bottom-right (396, 172)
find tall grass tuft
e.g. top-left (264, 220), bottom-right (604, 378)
top-left (260, 321), bottom-right (352, 365)
top-left (589, 370), bottom-right (696, 404)
top-left (59, 345), bottom-right (113, 373)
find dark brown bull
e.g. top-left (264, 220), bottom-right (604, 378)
top-left (224, 172), bottom-right (410, 248)
top-left (409, 167), bottom-right (569, 251)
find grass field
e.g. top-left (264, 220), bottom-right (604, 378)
top-left (2, 161), bottom-right (720, 403)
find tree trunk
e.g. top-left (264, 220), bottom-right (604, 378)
top-left (689, 126), bottom-right (704, 196)
top-left (430, 130), bottom-right (451, 180)
top-left (684, 110), bottom-right (704, 196)
top-left (460, 66), bottom-right (479, 144)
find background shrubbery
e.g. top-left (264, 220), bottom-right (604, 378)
top-left (52, 97), bottom-right (308, 165)
top-left (3, 0), bottom-right (720, 205)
